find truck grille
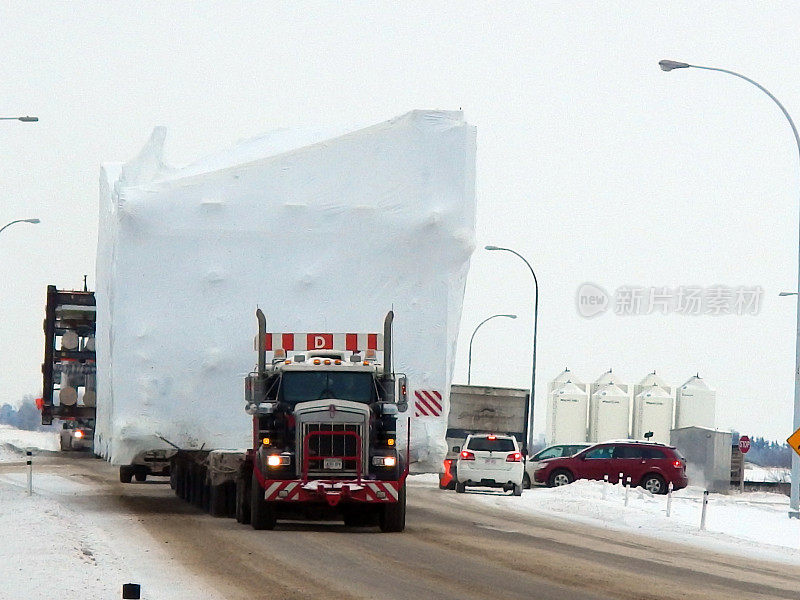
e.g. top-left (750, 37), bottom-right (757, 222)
top-left (302, 422), bottom-right (362, 475)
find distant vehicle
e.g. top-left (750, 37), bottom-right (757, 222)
top-left (532, 441), bottom-right (688, 494)
top-left (454, 433), bottom-right (524, 495)
top-left (439, 385), bottom-right (529, 490)
top-left (59, 420), bottom-right (94, 452)
top-left (523, 443), bottom-right (591, 488)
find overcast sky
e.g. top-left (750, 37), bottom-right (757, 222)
top-left (0, 2), bottom-right (797, 439)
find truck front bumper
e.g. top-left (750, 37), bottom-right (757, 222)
top-left (261, 478), bottom-right (404, 507)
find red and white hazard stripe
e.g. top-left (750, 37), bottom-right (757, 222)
top-left (414, 390), bottom-right (442, 417)
top-left (263, 480), bottom-right (302, 501)
top-left (262, 332), bottom-right (383, 352)
top-left (364, 481), bottom-right (400, 502)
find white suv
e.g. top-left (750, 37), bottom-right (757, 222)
top-left (455, 434), bottom-right (524, 496)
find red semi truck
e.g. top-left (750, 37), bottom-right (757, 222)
top-left (169, 310), bottom-right (409, 532)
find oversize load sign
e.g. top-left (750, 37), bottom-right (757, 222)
top-left (262, 332), bottom-right (383, 352)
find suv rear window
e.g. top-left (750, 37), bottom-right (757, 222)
top-left (642, 447), bottom-right (666, 459)
top-left (467, 437), bottom-right (515, 452)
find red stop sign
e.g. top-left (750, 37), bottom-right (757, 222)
top-left (739, 435), bottom-right (751, 454)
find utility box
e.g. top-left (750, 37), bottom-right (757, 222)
top-left (670, 426), bottom-right (732, 493)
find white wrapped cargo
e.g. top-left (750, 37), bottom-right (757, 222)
top-left (95, 110), bottom-right (476, 470)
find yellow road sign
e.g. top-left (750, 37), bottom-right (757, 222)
top-left (788, 427), bottom-right (800, 457)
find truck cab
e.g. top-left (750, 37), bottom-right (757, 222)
top-left (239, 310), bottom-right (408, 532)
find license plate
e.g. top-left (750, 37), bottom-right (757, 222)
top-left (324, 458), bottom-right (343, 470)
top-left (484, 458), bottom-right (497, 465)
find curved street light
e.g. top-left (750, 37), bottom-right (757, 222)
top-left (485, 245), bottom-right (539, 453)
top-left (0, 116), bottom-right (38, 122)
top-left (467, 313), bottom-right (517, 385)
top-left (660, 59), bottom-right (800, 516)
top-left (0, 218), bottom-right (40, 236)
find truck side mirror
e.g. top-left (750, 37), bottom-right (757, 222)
top-left (396, 375), bottom-right (408, 412)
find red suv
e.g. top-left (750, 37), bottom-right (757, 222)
top-left (532, 441), bottom-right (687, 494)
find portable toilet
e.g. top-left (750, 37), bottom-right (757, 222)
top-left (589, 382), bottom-right (631, 442)
top-left (675, 375), bottom-right (716, 429)
top-left (547, 381), bottom-right (589, 444)
top-left (632, 384), bottom-right (674, 444)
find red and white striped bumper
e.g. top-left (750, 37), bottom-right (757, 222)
top-left (262, 479), bottom-right (402, 506)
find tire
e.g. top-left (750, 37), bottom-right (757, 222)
top-left (512, 484), bottom-right (523, 496)
top-left (176, 463), bottom-right (188, 500)
top-left (641, 473), bottom-right (667, 495)
top-left (547, 469), bottom-right (574, 488)
top-left (379, 483), bottom-right (406, 532)
top-left (119, 466), bottom-right (134, 484)
top-left (455, 482), bottom-right (466, 494)
top-left (209, 483), bottom-right (228, 517)
top-left (235, 473), bottom-right (251, 524)
top-left (522, 472), bottom-right (531, 490)
top-left (250, 470), bottom-right (277, 530)
top-left (134, 469), bottom-right (147, 482)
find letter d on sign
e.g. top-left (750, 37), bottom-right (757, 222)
top-left (307, 334), bottom-right (333, 350)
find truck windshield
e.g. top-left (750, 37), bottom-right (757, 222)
top-left (279, 371), bottom-right (376, 405)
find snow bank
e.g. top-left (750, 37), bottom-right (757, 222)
top-left (0, 424), bottom-right (59, 457)
top-left (418, 476), bottom-right (800, 564)
top-left (96, 110), bottom-right (476, 468)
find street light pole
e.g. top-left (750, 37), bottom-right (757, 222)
top-left (467, 314), bottom-right (517, 385)
top-left (660, 59), bottom-right (800, 516)
top-left (0, 218), bottom-right (41, 236)
top-left (485, 245), bottom-right (539, 452)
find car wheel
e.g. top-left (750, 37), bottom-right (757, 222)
top-left (547, 469), bottom-right (574, 487)
top-left (642, 473), bottom-right (667, 495)
top-left (522, 472), bottom-right (531, 489)
top-left (512, 484), bottom-right (523, 496)
top-left (134, 469), bottom-right (147, 482)
top-left (455, 482), bottom-right (466, 494)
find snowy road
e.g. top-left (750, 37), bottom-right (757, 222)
top-left (6, 452), bottom-right (800, 599)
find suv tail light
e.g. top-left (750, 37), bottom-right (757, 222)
top-left (506, 452), bottom-right (522, 462)
top-left (460, 450), bottom-right (475, 460)
top-left (672, 459), bottom-right (683, 469)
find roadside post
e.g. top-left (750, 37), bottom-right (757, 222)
top-left (700, 490), bottom-right (709, 530)
top-left (738, 435), bottom-right (750, 493)
top-left (624, 477), bottom-right (630, 507)
top-left (602, 474), bottom-right (608, 499)
top-left (26, 450), bottom-right (32, 496)
top-left (666, 482), bottom-right (673, 517)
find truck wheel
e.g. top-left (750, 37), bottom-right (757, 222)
top-left (235, 474), bottom-right (251, 524)
top-left (134, 468), bottom-right (147, 482)
top-left (119, 466), bottom-right (134, 484)
top-left (379, 483), bottom-right (406, 532)
top-left (512, 483), bottom-right (523, 496)
top-left (522, 472), bottom-right (531, 489)
top-left (209, 483), bottom-right (228, 517)
top-left (176, 463), bottom-right (188, 500)
top-left (250, 471), bottom-right (276, 530)
top-left (455, 482), bottom-right (466, 494)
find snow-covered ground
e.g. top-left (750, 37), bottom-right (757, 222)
top-left (412, 474), bottom-right (800, 565)
top-left (0, 426), bottom-right (226, 599)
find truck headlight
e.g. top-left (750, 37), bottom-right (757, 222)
top-left (372, 456), bottom-right (396, 467)
top-left (267, 454), bottom-right (290, 467)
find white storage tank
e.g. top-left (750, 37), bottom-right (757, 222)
top-left (547, 381), bottom-right (589, 444)
top-left (675, 374), bottom-right (716, 429)
top-left (632, 384), bottom-right (674, 444)
top-left (589, 382), bottom-right (631, 442)
top-left (590, 369), bottom-right (629, 396)
top-left (549, 368), bottom-right (586, 393)
top-left (633, 371), bottom-right (673, 399)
